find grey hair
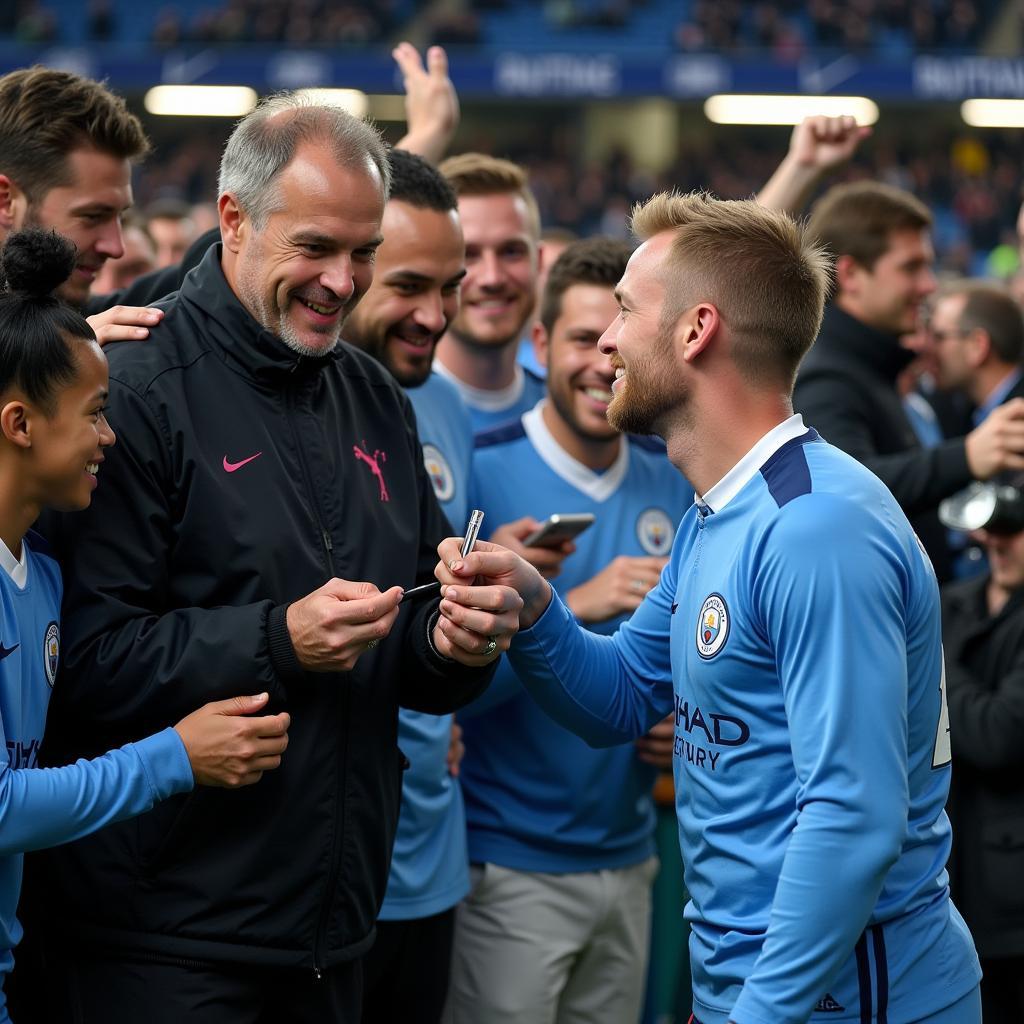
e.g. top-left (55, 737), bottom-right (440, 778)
top-left (218, 92), bottom-right (391, 228)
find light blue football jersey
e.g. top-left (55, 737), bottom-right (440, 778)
top-left (508, 416), bottom-right (981, 1024)
top-left (379, 372), bottom-right (473, 920)
top-left (0, 532), bottom-right (192, 1022)
top-left (434, 360), bottom-right (546, 435)
top-left (459, 402), bottom-right (692, 871)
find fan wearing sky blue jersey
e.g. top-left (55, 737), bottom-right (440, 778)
top-left (433, 154), bottom-right (546, 434)
top-left (0, 229), bottom-right (290, 1024)
top-left (342, 148), bottom-right (478, 1023)
top-left (446, 237), bottom-right (689, 1024)
top-left (434, 193), bottom-right (982, 1024)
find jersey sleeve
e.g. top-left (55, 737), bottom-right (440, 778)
top-left (0, 723), bottom-right (193, 856)
top-left (729, 495), bottom-right (913, 1024)
top-left (508, 546), bottom-right (677, 747)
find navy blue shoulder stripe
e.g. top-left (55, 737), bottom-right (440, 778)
top-left (23, 528), bottom-right (55, 560)
top-left (759, 428), bottom-right (819, 509)
top-left (474, 419), bottom-right (527, 450)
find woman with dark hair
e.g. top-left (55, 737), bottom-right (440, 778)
top-left (0, 230), bottom-right (291, 1023)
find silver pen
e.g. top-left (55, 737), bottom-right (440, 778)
top-left (400, 509), bottom-right (485, 603)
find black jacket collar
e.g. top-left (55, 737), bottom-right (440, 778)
top-left (816, 303), bottom-right (915, 384)
top-left (178, 243), bottom-right (342, 384)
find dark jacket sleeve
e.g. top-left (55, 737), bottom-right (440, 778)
top-left (394, 394), bottom-right (494, 714)
top-left (45, 379), bottom-right (288, 734)
top-left (793, 370), bottom-right (972, 516)
top-left (946, 651), bottom-right (1024, 770)
top-left (85, 228), bottom-right (221, 314)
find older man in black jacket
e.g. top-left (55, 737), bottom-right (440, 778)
top-left (940, 482), bottom-right (1024, 1024)
top-left (33, 95), bottom-right (520, 1024)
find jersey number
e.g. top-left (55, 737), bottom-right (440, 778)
top-left (932, 655), bottom-right (951, 769)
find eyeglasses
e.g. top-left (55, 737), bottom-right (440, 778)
top-left (928, 328), bottom-right (968, 344)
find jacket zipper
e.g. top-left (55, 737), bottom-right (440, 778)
top-left (285, 362), bottom-right (336, 577)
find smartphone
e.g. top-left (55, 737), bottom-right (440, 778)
top-left (522, 513), bottom-right (596, 548)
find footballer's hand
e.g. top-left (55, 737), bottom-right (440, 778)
top-left (435, 535), bottom-right (551, 629)
top-left (490, 517), bottom-right (574, 580)
top-left (433, 578), bottom-right (522, 666)
top-left (635, 714), bottom-right (675, 769)
top-left (174, 693), bottom-right (290, 788)
top-left (286, 579), bottom-right (403, 672)
top-left (86, 305), bottom-right (163, 346)
top-left (566, 555), bottom-right (667, 623)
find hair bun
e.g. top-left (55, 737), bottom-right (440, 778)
top-left (1, 228), bottom-right (77, 300)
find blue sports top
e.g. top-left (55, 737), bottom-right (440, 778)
top-left (508, 415), bottom-right (980, 1024)
top-left (433, 360), bottom-right (546, 435)
top-left (0, 531), bottom-right (192, 1022)
top-left (380, 372), bottom-right (473, 920)
top-left (459, 403), bottom-right (691, 872)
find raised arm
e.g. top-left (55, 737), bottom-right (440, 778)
top-left (756, 115), bottom-right (871, 216)
top-left (393, 42), bottom-right (460, 164)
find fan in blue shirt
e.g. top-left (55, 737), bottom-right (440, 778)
top-left (341, 148), bottom-right (477, 1022)
top-left (434, 153), bottom-right (548, 434)
top-left (433, 194), bottom-right (982, 1024)
top-left (0, 230), bottom-right (289, 1023)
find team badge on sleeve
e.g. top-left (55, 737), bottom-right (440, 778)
top-left (422, 444), bottom-right (455, 503)
top-left (43, 620), bottom-right (59, 687)
top-left (696, 594), bottom-right (729, 659)
top-left (636, 507), bottom-right (674, 555)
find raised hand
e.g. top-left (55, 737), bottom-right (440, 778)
top-left (392, 42), bottom-right (460, 164)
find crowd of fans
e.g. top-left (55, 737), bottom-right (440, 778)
top-left (1, 26), bottom-right (1024, 1021)
top-left (129, 123), bottom-right (1024, 282)
top-left (0, 0), bottom-right (1003, 51)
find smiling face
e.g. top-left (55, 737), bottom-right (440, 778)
top-left (447, 192), bottom-right (538, 351)
top-left (22, 148), bottom-right (133, 308)
top-left (343, 200), bottom-right (465, 387)
top-left (224, 142), bottom-right (385, 357)
top-left (600, 234), bottom-right (689, 438)
top-left (27, 339), bottom-right (116, 510)
top-left (540, 283), bottom-right (621, 456)
top-left (839, 227), bottom-right (937, 335)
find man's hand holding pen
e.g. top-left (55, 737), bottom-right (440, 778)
top-left (429, 510), bottom-right (524, 665)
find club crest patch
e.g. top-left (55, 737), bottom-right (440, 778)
top-left (636, 507), bottom-right (674, 556)
top-left (422, 444), bottom-right (455, 503)
top-left (43, 621), bottom-right (59, 687)
top-left (696, 594), bottom-right (729, 659)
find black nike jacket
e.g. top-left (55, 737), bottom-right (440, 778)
top-left (37, 245), bottom-right (492, 971)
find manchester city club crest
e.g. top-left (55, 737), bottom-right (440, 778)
top-left (636, 507), bottom-right (674, 556)
top-left (422, 444), bottom-right (455, 503)
top-left (695, 594), bottom-right (729, 659)
top-left (43, 620), bottom-right (59, 687)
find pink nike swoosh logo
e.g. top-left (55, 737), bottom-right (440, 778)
top-left (223, 452), bottom-right (263, 473)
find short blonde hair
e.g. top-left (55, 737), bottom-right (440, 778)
top-left (439, 152), bottom-right (541, 239)
top-left (631, 191), bottom-right (831, 389)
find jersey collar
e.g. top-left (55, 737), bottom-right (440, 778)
top-left (0, 536), bottom-right (28, 589)
top-left (699, 413), bottom-right (808, 513)
top-left (433, 360), bottom-right (525, 413)
top-left (522, 400), bottom-right (629, 503)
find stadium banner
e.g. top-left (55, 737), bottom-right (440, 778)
top-left (4, 47), bottom-right (1024, 101)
